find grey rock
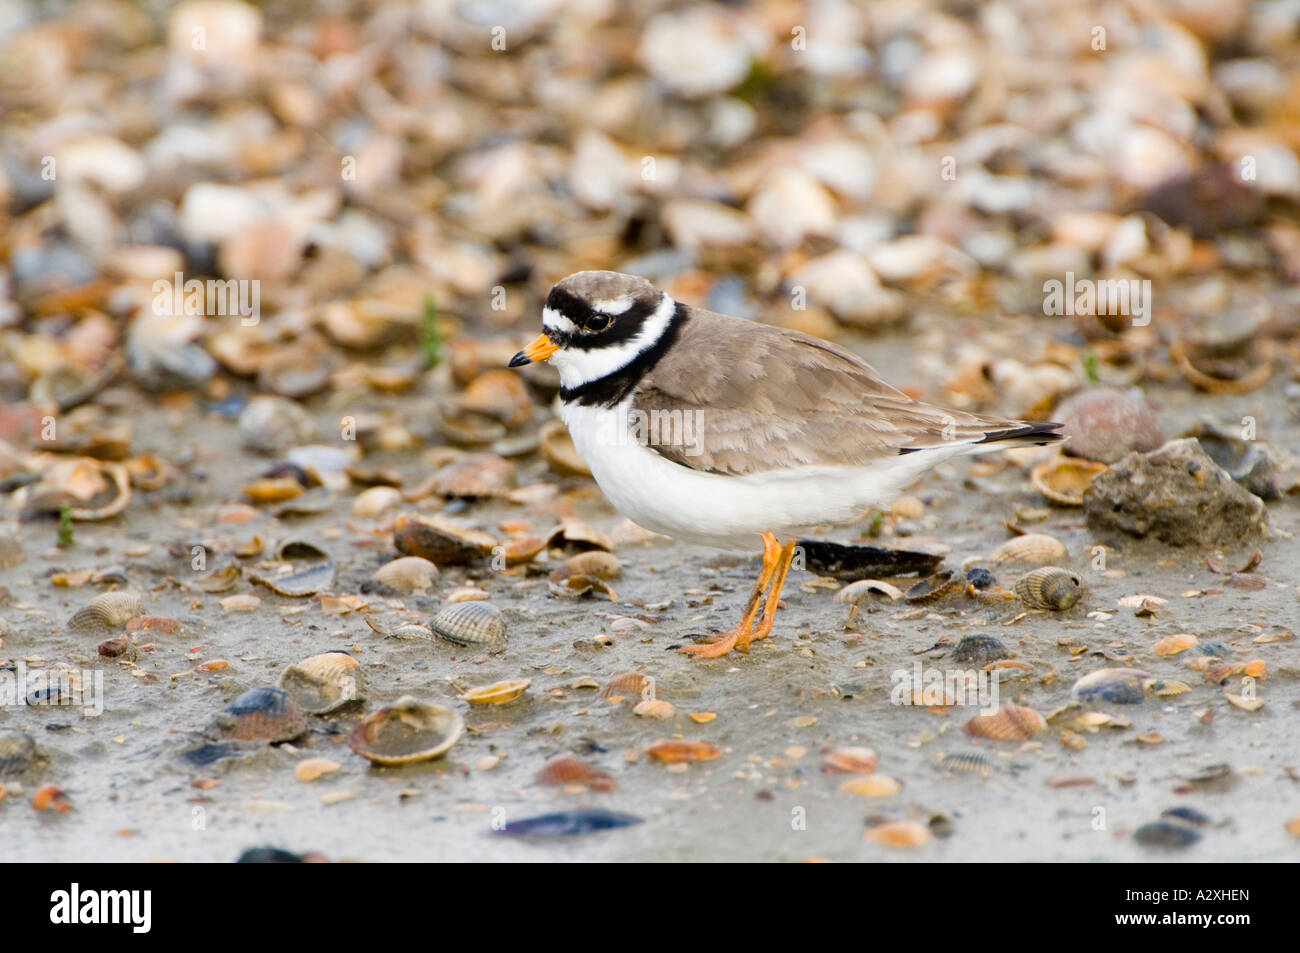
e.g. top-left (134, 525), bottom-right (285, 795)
top-left (1083, 438), bottom-right (1266, 546)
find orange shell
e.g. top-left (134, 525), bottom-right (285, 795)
top-left (824, 746), bottom-right (878, 774)
top-left (964, 704), bottom-right (1046, 740)
top-left (865, 821), bottom-right (931, 847)
top-left (1152, 634), bottom-right (1197, 656)
top-left (535, 755), bottom-right (614, 792)
top-left (645, 740), bottom-right (721, 763)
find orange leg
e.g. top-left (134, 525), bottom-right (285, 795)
top-left (744, 539), bottom-right (797, 649)
top-left (680, 533), bottom-right (781, 659)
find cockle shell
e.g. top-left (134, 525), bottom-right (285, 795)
top-left (348, 696), bottom-right (464, 765)
top-left (1014, 567), bottom-right (1085, 610)
top-left (964, 704), bottom-right (1046, 740)
top-left (990, 533), bottom-right (1068, 565)
top-left (216, 687), bottom-right (307, 742)
top-left (278, 651), bottom-right (364, 714)
top-left (429, 601), bottom-right (506, 648)
top-left (462, 678), bottom-right (531, 705)
top-left (67, 591), bottom-right (144, 631)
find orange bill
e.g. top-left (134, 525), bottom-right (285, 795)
top-left (509, 333), bottom-right (559, 367)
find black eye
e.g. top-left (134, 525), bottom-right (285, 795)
top-left (585, 313), bottom-right (611, 331)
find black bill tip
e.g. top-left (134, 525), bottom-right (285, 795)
top-left (508, 350), bottom-right (530, 368)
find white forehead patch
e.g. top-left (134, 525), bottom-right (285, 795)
top-left (591, 295), bottom-right (635, 315)
top-left (541, 306), bottom-right (579, 336)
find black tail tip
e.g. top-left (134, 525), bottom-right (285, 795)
top-left (977, 421), bottom-right (1065, 447)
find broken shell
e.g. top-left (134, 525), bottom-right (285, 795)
top-left (544, 517), bottom-right (613, 552)
top-left (1030, 457), bottom-right (1107, 506)
top-left (905, 569), bottom-right (964, 603)
top-left (351, 485), bottom-right (402, 518)
top-left (366, 556), bottom-right (439, 595)
top-left (18, 458), bottom-right (131, 521)
top-left (645, 740), bottom-right (721, 763)
top-left (535, 754), bottom-right (614, 792)
top-left (295, 758), bottom-right (340, 782)
top-left (1014, 567), bottom-right (1085, 610)
top-left (833, 579), bottom-right (903, 604)
top-left (217, 687), bottom-right (307, 742)
top-left (429, 601), bottom-right (506, 648)
top-left (990, 533), bottom-right (1068, 565)
top-left (865, 820), bottom-right (931, 847)
top-left (964, 704), bottom-right (1046, 740)
top-left (939, 752), bottom-right (993, 777)
top-left (602, 672), bottom-right (657, 701)
top-left (1071, 668), bottom-right (1155, 704)
top-left (278, 651), bottom-right (364, 714)
top-left (393, 513), bottom-right (495, 564)
top-left (462, 678), bottom-right (531, 705)
top-left (548, 574), bottom-right (619, 600)
top-left (824, 747), bottom-right (878, 774)
top-left (241, 476), bottom-right (304, 503)
top-left (437, 411), bottom-right (506, 446)
top-left (839, 775), bottom-right (901, 796)
top-left (457, 370), bottom-right (534, 428)
top-left (1152, 634), bottom-right (1198, 656)
top-left (248, 540), bottom-right (335, 596)
top-left (67, 591), bottom-right (144, 631)
top-left (1171, 336), bottom-right (1273, 395)
top-left (348, 696), bottom-right (464, 765)
top-left (191, 563), bottom-right (241, 593)
top-left (540, 419), bottom-right (591, 477)
top-left (1226, 692), bottom-right (1263, 712)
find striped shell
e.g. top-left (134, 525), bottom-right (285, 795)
top-left (278, 651), bottom-right (364, 714)
top-left (217, 687), bottom-right (307, 742)
top-left (68, 591), bottom-right (144, 631)
top-left (535, 754), bottom-right (614, 792)
top-left (990, 534), bottom-right (1068, 565)
top-left (823, 747), bottom-right (878, 774)
top-left (602, 672), bottom-right (657, 701)
top-left (939, 752), bottom-right (993, 777)
top-left (1014, 567), bottom-right (1085, 610)
top-left (964, 704), bottom-right (1047, 740)
top-left (348, 696), bottom-right (464, 765)
top-left (429, 601), bottom-right (506, 648)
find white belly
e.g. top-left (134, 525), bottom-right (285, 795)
top-left (560, 401), bottom-right (953, 551)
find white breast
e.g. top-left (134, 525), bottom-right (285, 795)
top-left (560, 400), bottom-right (960, 551)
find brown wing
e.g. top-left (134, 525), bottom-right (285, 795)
top-left (631, 311), bottom-right (1056, 476)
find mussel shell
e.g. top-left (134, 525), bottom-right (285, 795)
top-left (217, 687), bottom-right (307, 742)
top-left (348, 696), bottom-right (464, 765)
top-left (248, 539), bottom-right (336, 596)
top-left (278, 651), bottom-right (364, 714)
top-left (67, 590), bottom-right (144, 631)
top-left (429, 601), bottom-right (506, 647)
top-left (393, 513), bottom-right (496, 564)
top-left (1013, 567), bottom-right (1085, 610)
top-left (1071, 668), bottom-right (1154, 704)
